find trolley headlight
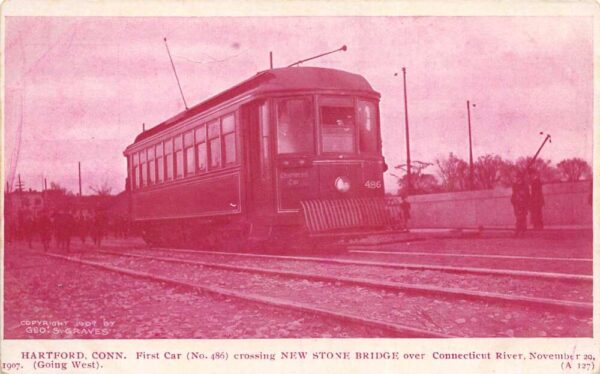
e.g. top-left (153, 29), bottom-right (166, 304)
top-left (335, 176), bottom-right (351, 193)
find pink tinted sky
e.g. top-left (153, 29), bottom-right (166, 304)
top-left (4, 16), bottom-right (593, 193)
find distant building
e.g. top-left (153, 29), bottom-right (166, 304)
top-left (4, 190), bottom-right (45, 222)
top-left (4, 189), bottom-right (129, 221)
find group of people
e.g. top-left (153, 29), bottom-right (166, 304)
top-left (8, 209), bottom-right (115, 252)
top-left (511, 173), bottom-right (545, 237)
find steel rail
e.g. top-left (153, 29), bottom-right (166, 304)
top-left (40, 251), bottom-right (454, 339)
top-left (145, 247), bottom-right (592, 282)
top-left (99, 250), bottom-right (592, 314)
top-left (348, 250), bottom-right (593, 263)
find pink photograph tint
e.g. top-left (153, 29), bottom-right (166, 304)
top-left (3, 16), bottom-right (593, 339)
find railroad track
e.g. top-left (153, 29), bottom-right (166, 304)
top-left (348, 249), bottom-right (593, 263)
top-left (99, 249), bottom-right (591, 313)
top-left (37, 250), bottom-right (453, 338)
top-left (149, 247), bottom-right (592, 282)
top-left (27, 248), bottom-right (593, 337)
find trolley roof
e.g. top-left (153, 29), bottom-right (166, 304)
top-left (132, 67), bottom-right (379, 144)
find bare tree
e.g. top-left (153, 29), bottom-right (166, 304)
top-left (89, 181), bottom-right (113, 196)
top-left (557, 158), bottom-right (592, 182)
top-left (514, 157), bottom-right (560, 183)
top-left (49, 182), bottom-right (72, 195)
top-left (394, 161), bottom-right (440, 195)
top-left (394, 173), bottom-right (441, 196)
top-left (436, 153), bottom-right (469, 191)
top-left (473, 154), bottom-right (508, 189)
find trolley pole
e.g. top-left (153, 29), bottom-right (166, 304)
top-left (402, 67), bottom-right (412, 195)
top-left (467, 100), bottom-right (474, 189)
top-left (527, 133), bottom-right (552, 171)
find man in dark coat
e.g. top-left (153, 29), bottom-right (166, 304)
top-left (511, 174), bottom-right (530, 237)
top-left (37, 211), bottom-right (52, 252)
top-left (23, 214), bottom-right (35, 249)
top-left (62, 211), bottom-right (75, 252)
top-left (92, 209), bottom-right (108, 247)
top-left (77, 215), bottom-right (90, 244)
top-left (529, 175), bottom-right (544, 230)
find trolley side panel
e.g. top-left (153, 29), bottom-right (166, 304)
top-left (131, 172), bottom-right (242, 221)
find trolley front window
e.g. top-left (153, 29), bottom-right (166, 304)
top-left (276, 98), bottom-right (314, 154)
top-left (222, 114), bottom-right (236, 165)
top-left (320, 96), bottom-right (356, 153)
top-left (259, 102), bottom-right (271, 179)
top-left (358, 100), bottom-right (378, 153)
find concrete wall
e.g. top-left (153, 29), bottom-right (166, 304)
top-left (406, 181), bottom-right (592, 228)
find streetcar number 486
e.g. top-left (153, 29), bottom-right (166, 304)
top-left (364, 180), bottom-right (382, 189)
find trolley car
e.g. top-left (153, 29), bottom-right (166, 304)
top-left (124, 67), bottom-right (396, 248)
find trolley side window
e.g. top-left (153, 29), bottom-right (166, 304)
top-left (128, 155), bottom-right (133, 190)
top-left (208, 120), bottom-right (221, 169)
top-left (184, 130), bottom-right (195, 176)
top-left (276, 98), bottom-right (314, 154)
top-left (195, 125), bottom-right (207, 172)
top-left (174, 135), bottom-right (183, 179)
top-left (320, 96), bottom-right (356, 154)
top-left (147, 147), bottom-right (156, 185)
top-left (139, 150), bottom-right (147, 187)
top-left (132, 153), bottom-right (139, 190)
top-left (156, 143), bottom-right (164, 183)
top-left (222, 114), bottom-right (236, 165)
top-left (358, 100), bottom-right (378, 154)
top-left (165, 139), bottom-right (174, 181)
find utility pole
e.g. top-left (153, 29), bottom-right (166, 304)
top-left (16, 174), bottom-right (24, 194)
top-left (467, 100), bottom-right (475, 189)
top-left (269, 51), bottom-right (273, 69)
top-left (402, 67), bottom-right (412, 195)
top-left (78, 161), bottom-right (82, 196)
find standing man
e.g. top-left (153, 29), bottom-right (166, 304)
top-left (53, 210), bottom-right (66, 251)
top-left (38, 210), bottom-right (52, 252)
top-left (529, 174), bottom-right (545, 230)
top-left (511, 174), bottom-right (530, 237)
top-left (63, 211), bottom-right (75, 253)
top-left (23, 213), bottom-right (35, 249)
top-left (92, 209), bottom-right (107, 247)
top-left (77, 215), bottom-right (90, 245)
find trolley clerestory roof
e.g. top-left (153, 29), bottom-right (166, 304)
top-left (131, 67), bottom-right (379, 144)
